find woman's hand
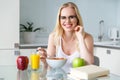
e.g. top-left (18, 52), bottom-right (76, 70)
top-left (37, 47), bottom-right (47, 63)
top-left (74, 25), bottom-right (85, 40)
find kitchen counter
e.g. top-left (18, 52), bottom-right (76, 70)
top-left (20, 40), bottom-right (120, 49)
top-left (94, 40), bottom-right (120, 49)
top-left (20, 43), bottom-right (48, 49)
top-left (19, 39), bottom-right (120, 49)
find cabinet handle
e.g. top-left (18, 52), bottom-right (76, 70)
top-left (106, 50), bottom-right (111, 54)
top-left (14, 43), bottom-right (20, 56)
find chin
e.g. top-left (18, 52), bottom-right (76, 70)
top-left (64, 28), bottom-right (73, 32)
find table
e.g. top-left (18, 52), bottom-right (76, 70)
top-left (0, 65), bottom-right (120, 80)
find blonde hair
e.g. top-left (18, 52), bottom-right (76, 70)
top-left (53, 2), bottom-right (83, 51)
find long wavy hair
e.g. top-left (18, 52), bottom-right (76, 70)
top-left (53, 2), bottom-right (84, 51)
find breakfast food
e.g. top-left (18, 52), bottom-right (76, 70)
top-left (46, 57), bottom-right (67, 68)
top-left (47, 57), bottom-right (65, 60)
top-left (16, 56), bottom-right (29, 70)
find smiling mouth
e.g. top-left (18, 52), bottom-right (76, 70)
top-left (64, 24), bottom-right (72, 28)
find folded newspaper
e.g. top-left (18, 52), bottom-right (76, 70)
top-left (69, 65), bottom-right (109, 80)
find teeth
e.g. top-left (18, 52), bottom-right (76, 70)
top-left (65, 25), bottom-right (71, 27)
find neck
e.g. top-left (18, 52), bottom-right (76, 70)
top-left (63, 32), bottom-right (75, 41)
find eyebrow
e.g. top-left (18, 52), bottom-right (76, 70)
top-left (60, 15), bottom-right (76, 17)
top-left (60, 15), bottom-right (77, 18)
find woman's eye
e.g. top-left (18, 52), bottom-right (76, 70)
top-left (60, 16), bottom-right (76, 20)
top-left (60, 16), bottom-right (66, 19)
top-left (69, 16), bottom-right (76, 19)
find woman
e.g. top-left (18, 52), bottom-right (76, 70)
top-left (38, 2), bottom-right (94, 73)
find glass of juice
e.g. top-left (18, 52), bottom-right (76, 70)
top-left (30, 53), bottom-right (40, 70)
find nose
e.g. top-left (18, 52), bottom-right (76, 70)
top-left (65, 17), bottom-right (71, 23)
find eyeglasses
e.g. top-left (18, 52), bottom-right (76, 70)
top-left (60, 15), bottom-right (77, 21)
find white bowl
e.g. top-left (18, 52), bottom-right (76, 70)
top-left (46, 57), bottom-right (67, 69)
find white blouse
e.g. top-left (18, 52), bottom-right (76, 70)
top-left (56, 37), bottom-right (80, 73)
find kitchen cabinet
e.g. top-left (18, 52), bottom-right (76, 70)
top-left (94, 47), bottom-right (120, 76)
top-left (0, 0), bottom-right (19, 65)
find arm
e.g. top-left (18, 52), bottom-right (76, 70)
top-left (37, 33), bottom-right (56, 66)
top-left (37, 33), bottom-right (56, 58)
top-left (75, 26), bottom-right (94, 64)
top-left (47, 32), bottom-right (56, 57)
top-left (79, 33), bottom-right (94, 64)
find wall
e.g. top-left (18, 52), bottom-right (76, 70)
top-left (117, 0), bottom-right (120, 27)
top-left (20, 0), bottom-right (119, 43)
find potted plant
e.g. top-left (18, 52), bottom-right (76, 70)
top-left (20, 22), bottom-right (41, 32)
top-left (20, 22), bottom-right (41, 44)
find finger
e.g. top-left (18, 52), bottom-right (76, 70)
top-left (37, 47), bottom-right (41, 51)
top-left (37, 48), bottom-right (46, 53)
top-left (40, 57), bottom-right (45, 59)
top-left (74, 26), bottom-right (80, 32)
top-left (40, 50), bottom-right (47, 57)
top-left (39, 50), bottom-right (46, 55)
top-left (76, 27), bottom-right (80, 32)
top-left (40, 56), bottom-right (46, 59)
top-left (38, 48), bottom-right (45, 51)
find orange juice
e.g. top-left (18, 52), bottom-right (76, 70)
top-left (30, 53), bottom-right (40, 70)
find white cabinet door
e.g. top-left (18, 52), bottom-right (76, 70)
top-left (0, 0), bottom-right (19, 65)
top-left (94, 47), bottom-right (120, 75)
top-left (0, 0), bottom-right (19, 49)
top-left (0, 50), bottom-right (19, 65)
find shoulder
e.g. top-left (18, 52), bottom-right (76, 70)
top-left (47, 32), bottom-right (56, 48)
top-left (84, 32), bottom-right (94, 43)
top-left (48, 32), bottom-right (56, 39)
top-left (49, 32), bottom-right (61, 46)
top-left (85, 32), bottom-right (93, 39)
top-left (48, 32), bottom-right (59, 46)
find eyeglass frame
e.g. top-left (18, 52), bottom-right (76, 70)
top-left (59, 15), bottom-right (77, 21)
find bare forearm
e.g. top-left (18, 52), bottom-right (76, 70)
top-left (78, 37), bottom-right (94, 64)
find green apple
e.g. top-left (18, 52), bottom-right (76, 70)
top-left (72, 57), bottom-right (85, 68)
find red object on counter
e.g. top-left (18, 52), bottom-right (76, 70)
top-left (16, 56), bottom-right (29, 70)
